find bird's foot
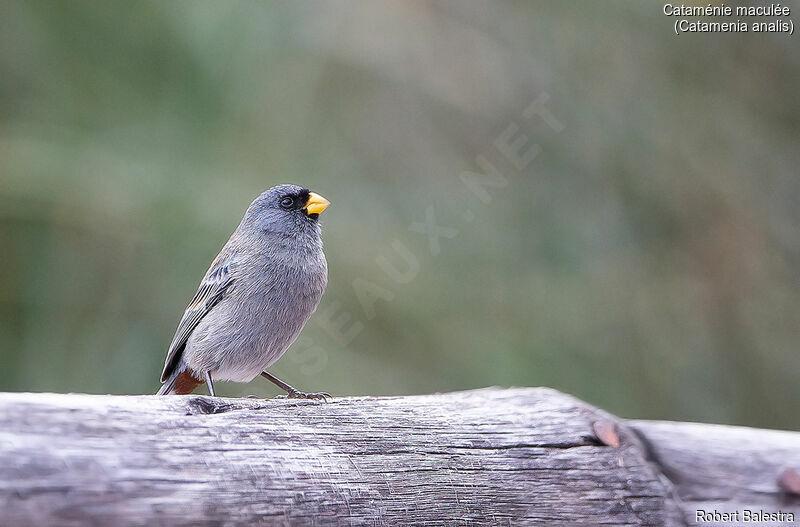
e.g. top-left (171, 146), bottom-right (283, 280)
top-left (276, 390), bottom-right (332, 402)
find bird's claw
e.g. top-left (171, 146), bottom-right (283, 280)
top-left (276, 390), bottom-right (332, 402)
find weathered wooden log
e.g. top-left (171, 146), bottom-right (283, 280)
top-left (0, 388), bottom-right (797, 526)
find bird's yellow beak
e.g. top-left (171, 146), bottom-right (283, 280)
top-left (304, 192), bottom-right (330, 215)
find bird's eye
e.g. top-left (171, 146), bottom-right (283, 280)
top-left (280, 197), bottom-right (295, 209)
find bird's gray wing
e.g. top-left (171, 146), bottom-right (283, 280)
top-left (160, 251), bottom-right (236, 382)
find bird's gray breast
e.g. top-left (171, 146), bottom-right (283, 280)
top-left (184, 251), bottom-right (327, 382)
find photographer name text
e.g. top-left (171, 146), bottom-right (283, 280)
top-left (696, 508), bottom-right (796, 524)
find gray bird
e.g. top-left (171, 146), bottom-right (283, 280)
top-left (157, 184), bottom-right (330, 398)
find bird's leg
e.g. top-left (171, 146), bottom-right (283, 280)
top-left (260, 371), bottom-right (331, 401)
top-left (205, 371), bottom-right (216, 397)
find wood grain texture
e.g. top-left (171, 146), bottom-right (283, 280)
top-left (630, 420), bottom-right (800, 526)
top-left (0, 388), bottom-right (795, 526)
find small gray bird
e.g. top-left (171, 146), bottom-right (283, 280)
top-left (157, 184), bottom-right (330, 398)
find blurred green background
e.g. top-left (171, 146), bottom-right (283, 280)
top-left (1, 1), bottom-right (798, 429)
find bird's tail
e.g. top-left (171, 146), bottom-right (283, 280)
top-left (156, 365), bottom-right (204, 395)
